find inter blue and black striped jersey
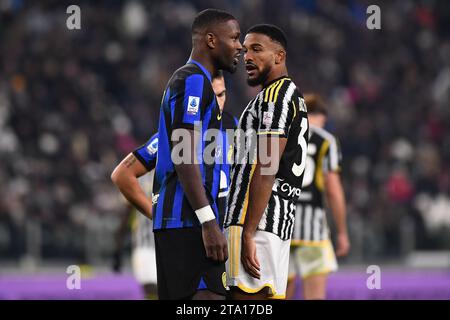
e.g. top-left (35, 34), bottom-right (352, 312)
top-left (133, 132), bottom-right (159, 207)
top-left (153, 59), bottom-right (222, 230)
top-left (133, 109), bottom-right (237, 228)
top-left (133, 133), bottom-right (158, 172)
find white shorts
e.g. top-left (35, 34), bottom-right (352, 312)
top-left (225, 225), bottom-right (290, 299)
top-left (131, 246), bottom-right (157, 285)
top-left (288, 239), bottom-right (338, 279)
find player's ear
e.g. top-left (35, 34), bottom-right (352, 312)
top-left (206, 32), bottom-right (216, 49)
top-left (275, 49), bottom-right (286, 64)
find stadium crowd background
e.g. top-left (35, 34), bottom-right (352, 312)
top-left (0, 0), bottom-right (449, 269)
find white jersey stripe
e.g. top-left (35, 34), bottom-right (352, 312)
top-left (303, 205), bottom-right (312, 241)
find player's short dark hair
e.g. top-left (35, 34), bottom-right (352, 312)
top-left (304, 94), bottom-right (328, 115)
top-left (192, 9), bottom-right (236, 34)
top-left (246, 24), bottom-right (288, 50)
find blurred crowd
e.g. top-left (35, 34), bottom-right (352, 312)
top-left (0, 0), bottom-right (449, 264)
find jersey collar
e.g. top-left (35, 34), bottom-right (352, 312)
top-left (262, 75), bottom-right (290, 89)
top-left (187, 59), bottom-right (212, 82)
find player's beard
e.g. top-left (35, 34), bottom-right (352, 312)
top-left (220, 56), bottom-right (238, 74)
top-left (247, 65), bottom-right (270, 87)
top-left (226, 62), bottom-right (238, 74)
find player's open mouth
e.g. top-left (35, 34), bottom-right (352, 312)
top-left (233, 54), bottom-right (241, 65)
top-left (245, 64), bottom-right (257, 76)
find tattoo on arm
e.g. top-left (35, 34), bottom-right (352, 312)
top-left (124, 155), bottom-right (137, 168)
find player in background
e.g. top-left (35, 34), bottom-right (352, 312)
top-left (213, 71), bottom-right (239, 224)
top-left (111, 133), bottom-right (158, 299)
top-left (286, 94), bottom-right (350, 300)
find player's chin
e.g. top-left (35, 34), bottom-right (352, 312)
top-left (224, 62), bottom-right (238, 74)
top-left (246, 74), bottom-right (261, 87)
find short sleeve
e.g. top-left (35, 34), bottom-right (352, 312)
top-left (257, 100), bottom-right (295, 138)
top-left (133, 133), bottom-right (158, 171)
top-left (257, 81), bottom-right (298, 138)
top-left (171, 74), bottom-right (209, 130)
top-left (323, 136), bottom-right (342, 174)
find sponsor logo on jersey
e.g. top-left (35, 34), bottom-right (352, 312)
top-left (280, 181), bottom-right (302, 198)
top-left (263, 111), bottom-right (273, 126)
top-left (187, 96), bottom-right (200, 115)
top-left (147, 138), bottom-right (159, 154)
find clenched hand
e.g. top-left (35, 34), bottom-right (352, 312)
top-left (202, 220), bottom-right (228, 262)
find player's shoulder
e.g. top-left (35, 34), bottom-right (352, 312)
top-left (261, 76), bottom-right (299, 106)
top-left (148, 132), bottom-right (158, 142)
top-left (145, 133), bottom-right (159, 150)
top-left (136, 132), bottom-right (159, 156)
top-left (310, 125), bottom-right (338, 146)
top-left (168, 63), bottom-right (211, 91)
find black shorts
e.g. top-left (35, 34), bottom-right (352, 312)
top-left (154, 227), bottom-right (227, 300)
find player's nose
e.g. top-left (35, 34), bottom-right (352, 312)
top-left (244, 52), bottom-right (252, 63)
top-left (236, 41), bottom-right (243, 51)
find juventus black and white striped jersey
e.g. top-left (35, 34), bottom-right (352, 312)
top-left (224, 76), bottom-right (309, 241)
top-left (292, 125), bottom-right (342, 244)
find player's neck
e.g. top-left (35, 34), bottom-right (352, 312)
top-left (262, 66), bottom-right (288, 88)
top-left (189, 50), bottom-right (216, 79)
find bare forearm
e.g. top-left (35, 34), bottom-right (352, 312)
top-left (326, 175), bottom-right (347, 234)
top-left (329, 193), bottom-right (347, 234)
top-left (172, 128), bottom-right (211, 211)
top-left (111, 153), bottom-right (152, 218)
top-left (113, 175), bottom-right (152, 219)
top-left (242, 137), bottom-right (286, 237)
top-left (243, 166), bottom-right (275, 237)
top-left (175, 163), bottom-right (210, 210)
top-left (174, 136), bottom-right (226, 262)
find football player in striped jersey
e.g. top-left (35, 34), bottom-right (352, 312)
top-left (286, 94), bottom-right (350, 300)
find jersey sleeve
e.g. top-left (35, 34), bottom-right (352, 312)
top-left (132, 133), bottom-right (158, 171)
top-left (257, 81), bottom-right (300, 138)
top-left (171, 74), bottom-right (211, 130)
top-left (323, 135), bottom-right (342, 174)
